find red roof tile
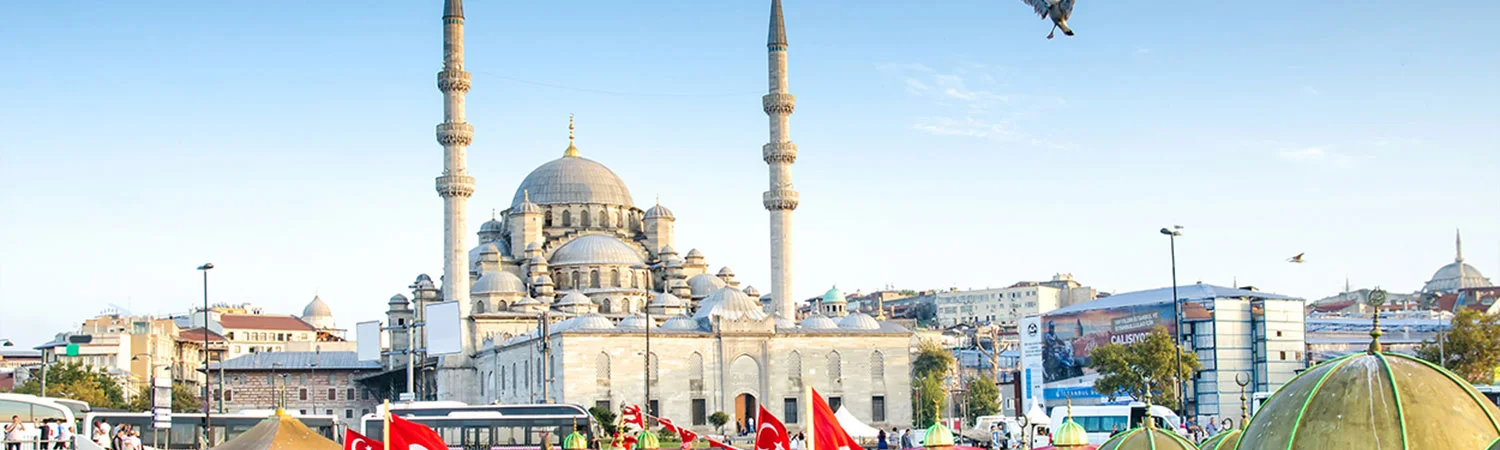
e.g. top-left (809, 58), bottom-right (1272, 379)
top-left (178, 327), bottom-right (226, 342)
top-left (219, 314), bottom-right (316, 331)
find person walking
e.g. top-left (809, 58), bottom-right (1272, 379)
top-left (899, 428), bottom-right (912, 449)
top-left (3, 416), bottom-right (23, 450)
top-left (877, 429), bottom-right (889, 450)
top-left (55, 422), bottom-right (72, 450)
top-left (93, 420), bottom-right (110, 448)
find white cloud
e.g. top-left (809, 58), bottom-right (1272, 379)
top-left (882, 61), bottom-right (1064, 148)
top-left (1277, 147), bottom-right (1354, 168)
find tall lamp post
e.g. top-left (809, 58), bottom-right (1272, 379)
top-left (1158, 226), bottom-right (1186, 418)
top-left (197, 262), bottom-right (214, 448)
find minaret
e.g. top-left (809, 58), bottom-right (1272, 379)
top-left (763, 0), bottom-right (800, 321)
top-left (434, 0), bottom-right (477, 402)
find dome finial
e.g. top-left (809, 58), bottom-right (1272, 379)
top-left (524, 189), bottom-right (530, 203)
top-left (564, 114), bottom-right (580, 157)
top-left (491, 208), bottom-right (497, 220)
top-left (1367, 287), bottom-right (1387, 353)
top-left (1235, 372), bottom-right (1251, 430)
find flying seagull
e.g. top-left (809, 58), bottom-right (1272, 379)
top-left (1021, 0), bottom-right (1076, 39)
top-left (1287, 253), bottom-right (1306, 263)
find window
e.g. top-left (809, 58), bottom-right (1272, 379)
top-left (784, 398), bottom-right (799, 424)
top-left (827, 351), bottom-right (842, 383)
top-left (581, 211), bottom-right (591, 227)
top-left (362, 409), bottom-right (370, 417)
top-left (692, 399), bottom-right (708, 426)
top-left (648, 353), bottom-right (659, 382)
top-left (268, 374), bottom-right (275, 384)
top-left (616, 211), bottom-right (624, 228)
top-left (571, 272), bottom-right (582, 289)
top-left (562, 210), bottom-right (572, 227)
top-left (829, 397), bottom-right (842, 412)
top-left (787, 352), bottom-right (802, 384)
top-left (596, 353), bottom-right (611, 385)
top-left (326, 409), bottom-right (333, 416)
top-left (328, 388), bottom-right (337, 400)
top-left (328, 373), bottom-right (335, 383)
top-left (611, 269), bottom-right (621, 287)
top-left (300, 389), bottom-right (308, 401)
top-left (596, 400), bottom-right (612, 413)
top-left (689, 352), bottom-right (705, 392)
top-left (870, 351), bottom-right (885, 380)
top-left (298, 374), bottom-right (306, 384)
top-left (500, 367), bottom-right (507, 394)
top-left (591, 270), bottom-right (601, 288)
top-left (347, 388), bottom-right (356, 400)
top-left (872, 396), bottom-right (886, 422)
top-left (224, 390), bottom-right (233, 402)
top-left (361, 389), bottom-right (370, 401)
top-left (1279, 351), bottom-right (1287, 360)
top-left (1276, 330), bottom-right (1283, 337)
top-left (546, 211), bottom-right (553, 227)
top-left (649, 400), bottom-right (660, 419)
top-left (345, 409), bottom-right (354, 419)
top-left (600, 210), bottom-right (610, 228)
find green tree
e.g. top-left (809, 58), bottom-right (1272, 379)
top-left (1416, 308), bottom-right (1500, 384)
top-left (11, 362), bottom-right (126, 409)
top-left (707, 411), bottom-right (729, 435)
top-left (913, 339), bottom-right (955, 379)
top-left (962, 378), bottom-right (999, 422)
top-left (1087, 326), bottom-right (1200, 410)
top-left (589, 406), bottom-right (618, 436)
top-left (126, 383), bottom-right (206, 413)
top-left (913, 374), bottom-right (947, 428)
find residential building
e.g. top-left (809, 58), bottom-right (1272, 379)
top-left (208, 351), bottom-right (382, 429)
top-left (935, 285), bottom-right (1063, 327)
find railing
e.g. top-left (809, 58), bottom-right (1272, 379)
top-left (0, 438), bottom-right (77, 449)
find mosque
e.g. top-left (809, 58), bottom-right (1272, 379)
top-left (369, 0), bottom-right (914, 432)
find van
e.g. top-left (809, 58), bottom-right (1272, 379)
top-left (1047, 403), bottom-right (1181, 444)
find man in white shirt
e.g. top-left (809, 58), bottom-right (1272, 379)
top-left (4, 416), bottom-right (24, 450)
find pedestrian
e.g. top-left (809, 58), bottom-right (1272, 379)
top-left (4, 416), bottom-right (23, 450)
top-left (56, 422), bottom-right (73, 450)
top-left (1204, 418), bottom-right (1218, 437)
top-left (877, 429), bottom-right (888, 450)
top-left (93, 420), bottom-right (110, 447)
top-left (899, 428), bottom-right (912, 449)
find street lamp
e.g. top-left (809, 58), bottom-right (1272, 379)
top-left (1158, 226), bottom-right (1186, 418)
top-left (197, 262), bottom-right (214, 448)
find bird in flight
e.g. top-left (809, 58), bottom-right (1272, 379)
top-left (1287, 253), bottom-right (1306, 263)
top-left (1021, 0), bottom-right (1077, 39)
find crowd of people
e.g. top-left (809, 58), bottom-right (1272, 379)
top-left (4, 415), bottom-right (74, 450)
top-left (88, 419), bottom-right (146, 450)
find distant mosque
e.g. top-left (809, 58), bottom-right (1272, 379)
top-left (1420, 230), bottom-right (1492, 294)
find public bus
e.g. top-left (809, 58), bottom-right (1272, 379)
top-left (1047, 403), bottom-right (1181, 445)
top-left (79, 410), bottom-right (338, 449)
top-left (359, 402), bottom-right (595, 450)
top-left (0, 393), bottom-right (79, 448)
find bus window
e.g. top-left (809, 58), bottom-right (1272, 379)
top-left (0, 399), bottom-right (32, 421)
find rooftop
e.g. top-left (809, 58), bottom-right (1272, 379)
top-left (208, 351), bottom-right (380, 371)
top-left (177, 327), bottom-right (226, 342)
top-left (219, 314), bottom-right (317, 332)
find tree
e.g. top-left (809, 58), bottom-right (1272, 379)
top-left (708, 411), bottom-right (729, 435)
top-left (913, 375), bottom-right (947, 428)
top-left (913, 339), bottom-right (955, 380)
top-left (962, 378), bottom-right (999, 422)
top-left (1087, 326), bottom-right (1200, 410)
top-left (589, 406), bottom-right (618, 436)
top-left (10, 362), bottom-right (126, 409)
top-left (1416, 308), bottom-right (1500, 384)
top-left (126, 383), bottom-right (205, 413)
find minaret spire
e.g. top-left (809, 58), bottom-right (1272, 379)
top-left (762, 0), bottom-right (800, 322)
top-left (434, 0), bottom-right (477, 402)
top-left (1455, 228), bottom-right (1464, 262)
top-left (564, 114), bottom-right (580, 157)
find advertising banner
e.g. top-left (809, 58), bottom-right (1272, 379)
top-left (1037, 301), bottom-right (1177, 402)
top-left (1018, 316), bottom-right (1044, 410)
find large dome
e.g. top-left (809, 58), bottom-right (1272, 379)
top-left (301, 295), bottom-right (334, 330)
top-left (511, 155), bottom-right (635, 209)
top-left (1421, 230), bottom-right (1493, 293)
top-left (1237, 348), bottom-right (1500, 449)
top-left (550, 235), bottom-right (646, 266)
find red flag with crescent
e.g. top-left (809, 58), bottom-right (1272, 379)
top-left (344, 428), bottom-right (381, 450)
top-left (707, 437), bottom-right (739, 450)
top-left (389, 413), bottom-right (449, 450)
top-left (621, 404), bottom-right (646, 431)
top-left (753, 406), bottom-right (791, 450)
top-left (659, 417), bottom-right (697, 443)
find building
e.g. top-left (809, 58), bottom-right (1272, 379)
top-left (378, 0), bottom-right (915, 424)
top-left (1420, 230), bottom-right (1493, 294)
top-left (1020, 283), bottom-right (1306, 428)
top-left (933, 275), bottom-right (1100, 327)
top-left (1305, 310), bottom-right (1450, 363)
top-left (219, 313), bottom-right (320, 358)
top-left (207, 351), bottom-right (382, 429)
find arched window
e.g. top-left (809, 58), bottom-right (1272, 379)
top-left (511, 363), bottom-right (518, 391)
top-left (631, 215), bottom-right (640, 231)
top-left (871, 351), bottom-right (885, 379)
top-left (473, 300), bottom-right (486, 314)
top-left (611, 269), bottom-right (621, 287)
top-left (598, 210), bottom-right (609, 228)
top-left (631, 272), bottom-right (640, 289)
top-left (689, 352), bottom-right (704, 391)
top-left (524, 359), bottom-right (530, 389)
top-left (571, 272), bottom-right (582, 289)
top-left (545, 211), bottom-right (553, 227)
top-left (596, 352), bottom-right (611, 385)
top-left (648, 353), bottom-right (659, 383)
top-left (480, 372), bottom-right (486, 396)
top-left (500, 368), bottom-right (506, 394)
top-left (827, 351), bottom-right (842, 383)
top-left (616, 210), bottom-right (624, 228)
top-left (561, 210), bottom-right (572, 227)
top-left (581, 210), bottom-right (591, 227)
top-left (788, 351), bottom-right (803, 383)
top-left (591, 270), bottom-right (601, 288)
top-left (496, 300), bottom-right (508, 311)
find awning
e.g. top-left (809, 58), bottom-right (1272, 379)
top-left (833, 406), bottom-right (881, 438)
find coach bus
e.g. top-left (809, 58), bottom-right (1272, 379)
top-left (79, 410), bottom-right (338, 449)
top-left (359, 402), bottom-right (595, 450)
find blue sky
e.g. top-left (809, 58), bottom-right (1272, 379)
top-left (1, 1), bottom-right (1496, 346)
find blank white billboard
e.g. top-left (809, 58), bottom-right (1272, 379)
top-left (356, 321), bottom-right (382, 362)
top-left (424, 301), bottom-right (462, 356)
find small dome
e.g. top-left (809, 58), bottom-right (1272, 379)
top-left (644, 204), bottom-right (674, 220)
top-left (838, 313), bottom-right (880, 330)
top-left (662, 315), bottom-right (701, 331)
top-left (529, 255), bottom-right (548, 265)
top-left (1198, 429), bottom-right (1242, 450)
top-left (563, 432), bottom-right (588, 450)
top-left (617, 314), bottom-right (656, 330)
top-left (1096, 426), bottom-right (1195, 450)
top-left (479, 217), bottom-right (505, 234)
top-left (555, 290), bottom-right (593, 307)
top-left (799, 314), bottom-right (838, 330)
top-left (743, 285), bottom-right (761, 298)
top-left (665, 257), bottom-right (684, 268)
top-left (634, 430), bottom-right (661, 450)
top-left (551, 235), bottom-right (646, 266)
top-left (694, 287), bottom-right (768, 321)
top-left (660, 245), bottom-right (678, 255)
top-left (472, 271), bottom-right (526, 295)
top-left (302, 295), bottom-right (333, 318)
top-left (688, 274), bottom-right (727, 298)
top-left (686, 248), bottom-right (704, 259)
top-left (649, 292), bottom-right (685, 307)
top-left (512, 192), bottom-right (542, 215)
top-left (526, 242), bottom-right (542, 251)
top-left (559, 313), bottom-right (615, 332)
top-left (774, 316), bottom-right (797, 329)
top-left (1238, 349), bottom-right (1500, 449)
top-left (922, 422), bottom-right (955, 447)
top-left (823, 286), bottom-right (847, 304)
top-left (717, 266), bottom-right (734, 276)
top-left (1052, 413), bottom-right (1090, 447)
top-left (388, 293), bottom-right (409, 305)
top-left (511, 156), bottom-right (634, 208)
top-left (534, 274), bottom-right (554, 285)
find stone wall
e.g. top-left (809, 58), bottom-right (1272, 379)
top-left (212, 369), bottom-right (379, 429)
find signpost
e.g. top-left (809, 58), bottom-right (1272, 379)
top-left (153, 374), bottom-right (172, 430)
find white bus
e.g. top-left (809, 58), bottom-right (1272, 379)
top-left (360, 402), bottom-right (595, 450)
top-left (0, 393), bottom-right (79, 448)
top-left (1047, 403), bottom-right (1181, 445)
top-left (79, 410), bottom-right (338, 449)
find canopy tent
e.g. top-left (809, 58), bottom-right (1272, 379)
top-left (833, 406), bottom-right (881, 439)
top-left (209, 410), bottom-right (342, 450)
top-left (1025, 399), bottom-right (1050, 427)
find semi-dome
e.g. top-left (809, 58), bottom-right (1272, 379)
top-left (823, 286), bottom-right (847, 304)
top-left (472, 271), bottom-right (526, 294)
top-left (644, 203), bottom-right (674, 220)
top-left (1422, 230), bottom-right (1493, 293)
top-left (469, 242), bottom-right (509, 262)
top-left (511, 156), bottom-right (634, 208)
top-left (550, 235), bottom-right (646, 266)
top-left (799, 314), bottom-right (838, 330)
top-left (774, 316), bottom-right (796, 329)
top-left (1096, 426), bottom-right (1195, 450)
top-left (1237, 344), bottom-right (1500, 449)
top-left (688, 273), bottom-right (727, 298)
top-left (837, 313), bottom-right (880, 330)
top-left (694, 287), bottom-right (768, 321)
top-left (301, 295), bottom-right (335, 330)
top-left (662, 315), bottom-right (701, 331)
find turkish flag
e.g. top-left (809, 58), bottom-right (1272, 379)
top-left (810, 388), bottom-right (861, 450)
top-left (707, 437), bottom-right (738, 450)
top-left (753, 406), bottom-right (791, 450)
top-left (621, 404), bottom-right (646, 431)
top-left (389, 414), bottom-right (450, 450)
top-left (659, 417), bottom-right (697, 443)
top-left (345, 429), bottom-right (382, 450)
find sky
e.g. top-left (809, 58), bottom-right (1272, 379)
top-left (1, 1), bottom-right (1497, 347)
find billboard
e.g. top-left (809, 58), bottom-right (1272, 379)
top-left (424, 301), bottom-right (463, 356)
top-left (1019, 316), bottom-right (1044, 410)
top-left (355, 321), bottom-right (382, 362)
top-left (1034, 301), bottom-right (1177, 403)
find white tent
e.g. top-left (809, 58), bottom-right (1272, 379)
top-left (834, 406), bottom-right (882, 439)
top-left (1025, 398), bottom-right (1050, 426)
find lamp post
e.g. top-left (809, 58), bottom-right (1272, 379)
top-left (1158, 226), bottom-right (1186, 418)
top-left (197, 262), bottom-right (214, 448)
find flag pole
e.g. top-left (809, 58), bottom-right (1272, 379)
top-left (383, 399), bottom-right (391, 450)
top-left (804, 386), bottom-right (815, 450)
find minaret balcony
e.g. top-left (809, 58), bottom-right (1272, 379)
top-left (436, 174), bottom-right (476, 197)
top-left (762, 142), bottom-right (798, 164)
top-left (763, 93), bottom-right (796, 115)
top-left (763, 189), bottom-right (800, 211)
top-left (437, 69), bottom-right (472, 92)
top-left (436, 122), bottom-right (474, 146)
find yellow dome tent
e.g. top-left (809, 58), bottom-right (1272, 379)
top-left (208, 409), bottom-right (341, 450)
